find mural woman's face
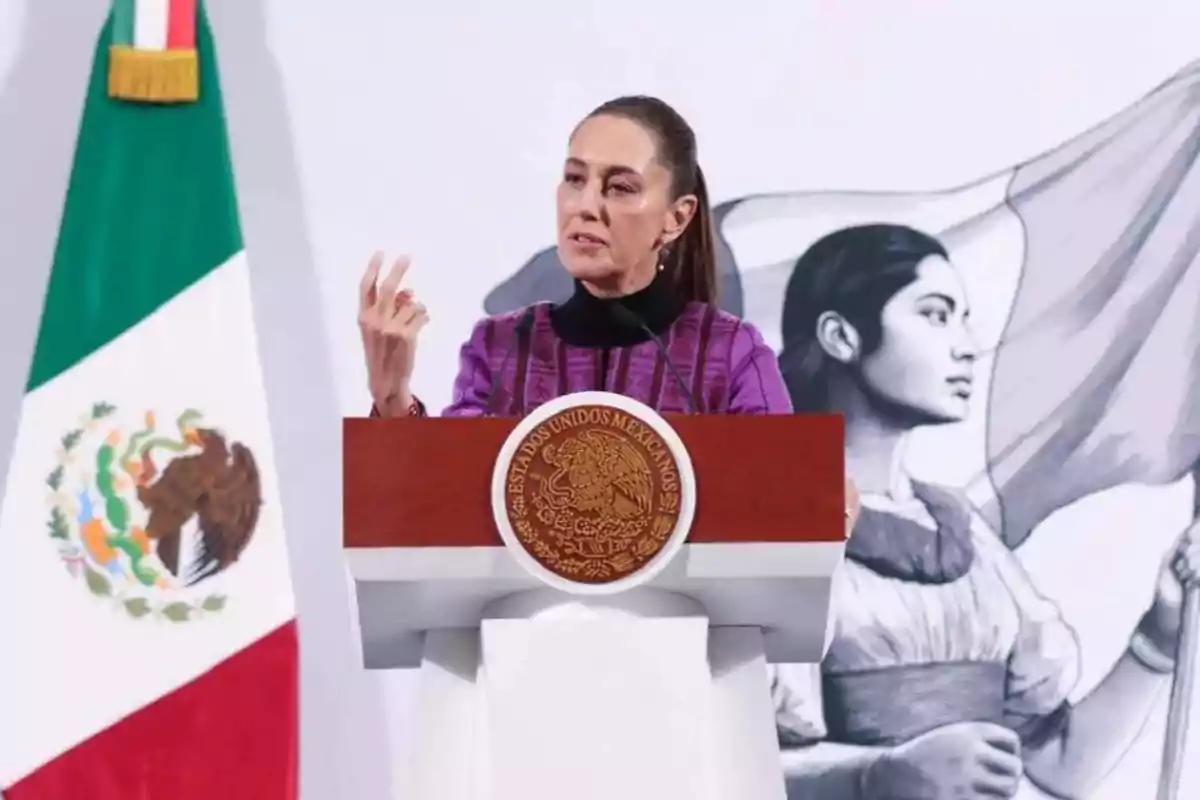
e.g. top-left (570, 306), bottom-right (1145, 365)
top-left (555, 114), bottom-right (689, 294)
top-left (859, 255), bottom-right (977, 424)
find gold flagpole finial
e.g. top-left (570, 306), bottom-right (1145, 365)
top-left (107, 1), bottom-right (200, 104)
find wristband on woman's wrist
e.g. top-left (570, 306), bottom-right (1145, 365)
top-left (369, 394), bottom-right (426, 418)
top-left (1128, 610), bottom-right (1177, 674)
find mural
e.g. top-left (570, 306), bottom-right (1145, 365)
top-left (770, 221), bottom-right (1198, 800)
top-left (486, 62), bottom-right (1200, 799)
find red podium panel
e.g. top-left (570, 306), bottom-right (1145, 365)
top-left (343, 413), bottom-right (844, 549)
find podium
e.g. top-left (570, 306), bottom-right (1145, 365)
top-left (343, 392), bottom-right (846, 800)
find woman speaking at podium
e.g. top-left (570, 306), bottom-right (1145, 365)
top-left (357, 95), bottom-right (791, 418)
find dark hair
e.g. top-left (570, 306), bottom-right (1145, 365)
top-left (584, 95), bottom-right (718, 305)
top-left (779, 223), bottom-right (948, 412)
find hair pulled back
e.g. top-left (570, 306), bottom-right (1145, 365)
top-left (585, 95), bottom-right (718, 305)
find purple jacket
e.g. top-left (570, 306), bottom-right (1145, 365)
top-left (440, 301), bottom-right (792, 416)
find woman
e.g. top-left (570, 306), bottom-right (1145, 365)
top-left (772, 223), bottom-right (1200, 800)
top-left (357, 95), bottom-right (791, 417)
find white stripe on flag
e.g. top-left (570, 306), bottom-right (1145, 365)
top-left (0, 253), bottom-right (294, 786)
top-left (133, 0), bottom-right (170, 51)
top-left (720, 171), bottom-right (1015, 355)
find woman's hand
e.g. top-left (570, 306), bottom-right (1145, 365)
top-left (358, 253), bottom-right (429, 416)
top-left (846, 477), bottom-right (861, 534)
top-left (1143, 518), bottom-right (1200, 649)
top-left (862, 722), bottom-right (1022, 799)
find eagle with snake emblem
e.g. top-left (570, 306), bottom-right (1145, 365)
top-left (137, 426), bottom-right (262, 586)
top-left (73, 409), bottom-right (263, 589)
top-left (535, 428), bottom-right (655, 553)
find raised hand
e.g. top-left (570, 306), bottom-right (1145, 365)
top-left (358, 253), bottom-right (429, 416)
top-left (1138, 517), bottom-right (1200, 656)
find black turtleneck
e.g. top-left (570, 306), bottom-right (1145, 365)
top-left (549, 268), bottom-right (685, 348)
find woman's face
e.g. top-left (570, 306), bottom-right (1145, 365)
top-left (858, 255), bottom-right (978, 424)
top-left (556, 114), bottom-right (690, 294)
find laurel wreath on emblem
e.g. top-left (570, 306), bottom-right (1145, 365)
top-left (513, 513), bottom-right (675, 581)
top-left (45, 402), bottom-right (263, 623)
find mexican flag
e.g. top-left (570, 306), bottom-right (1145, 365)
top-left (0, 3), bottom-right (297, 798)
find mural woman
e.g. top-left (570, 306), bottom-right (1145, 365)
top-left (772, 223), bottom-right (1200, 799)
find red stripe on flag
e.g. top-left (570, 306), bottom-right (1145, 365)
top-left (167, 0), bottom-right (197, 49)
top-left (5, 621), bottom-right (298, 800)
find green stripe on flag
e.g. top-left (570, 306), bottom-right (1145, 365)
top-left (111, 0), bottom-right (135, 47)
top-left (27, 8), bottom-right (242, 392)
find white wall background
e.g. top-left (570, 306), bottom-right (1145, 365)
top-left (2, 1), bottom-right (1199, 798)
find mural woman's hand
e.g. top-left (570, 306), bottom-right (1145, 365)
top-left (862, 722), bottom-right (1022, 799)
top-left (1143, 518), bottom-right (1200, 650)
top-left (845, 477), bottom-right (861, 534)
top-left (358, 253), bottom-right (429, 416)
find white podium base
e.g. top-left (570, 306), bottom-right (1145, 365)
top-left (401, 589), bottom-right (786, 800)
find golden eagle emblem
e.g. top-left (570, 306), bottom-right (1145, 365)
top-left (502, 404), bottom-right (684, 584)
top-left (540, 430), bottom-right (654, 528)
top-left (46, 403), bottom-right (263, 622)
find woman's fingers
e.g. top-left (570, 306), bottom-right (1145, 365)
top-left (359, 253), bottom-right (425, 405)
top-left (373, 255), bottom-right (412, 316)
top-left (358, 251), bottom-right (385, 312)
top-left (388, 301), bottom-right (428, 332)
top-left (360, 254), bottom-right (418, 342)
top-left (1173, 541), bottom-right (1200, 588)
top-left (393, 288), bottom-right (415, 314)
top-left (845, 478), bottom-right (861, 529)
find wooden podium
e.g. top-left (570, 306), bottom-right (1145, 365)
top-left (343, 393), bottom-right (846, 800)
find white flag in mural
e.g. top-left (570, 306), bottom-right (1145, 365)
top-left (720, 61), bottom-right (1200, 549)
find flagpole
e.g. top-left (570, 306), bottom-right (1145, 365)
top-left (1156, 470), bottom-right (1200, 800)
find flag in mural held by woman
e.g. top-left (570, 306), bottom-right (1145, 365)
top-left (718, 61), bottom-right (1200, 548)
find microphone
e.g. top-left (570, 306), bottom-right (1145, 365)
top-left (485, 307), bottom-right (536, 416)
top-left (609, 303), bottom-right (697, 413)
